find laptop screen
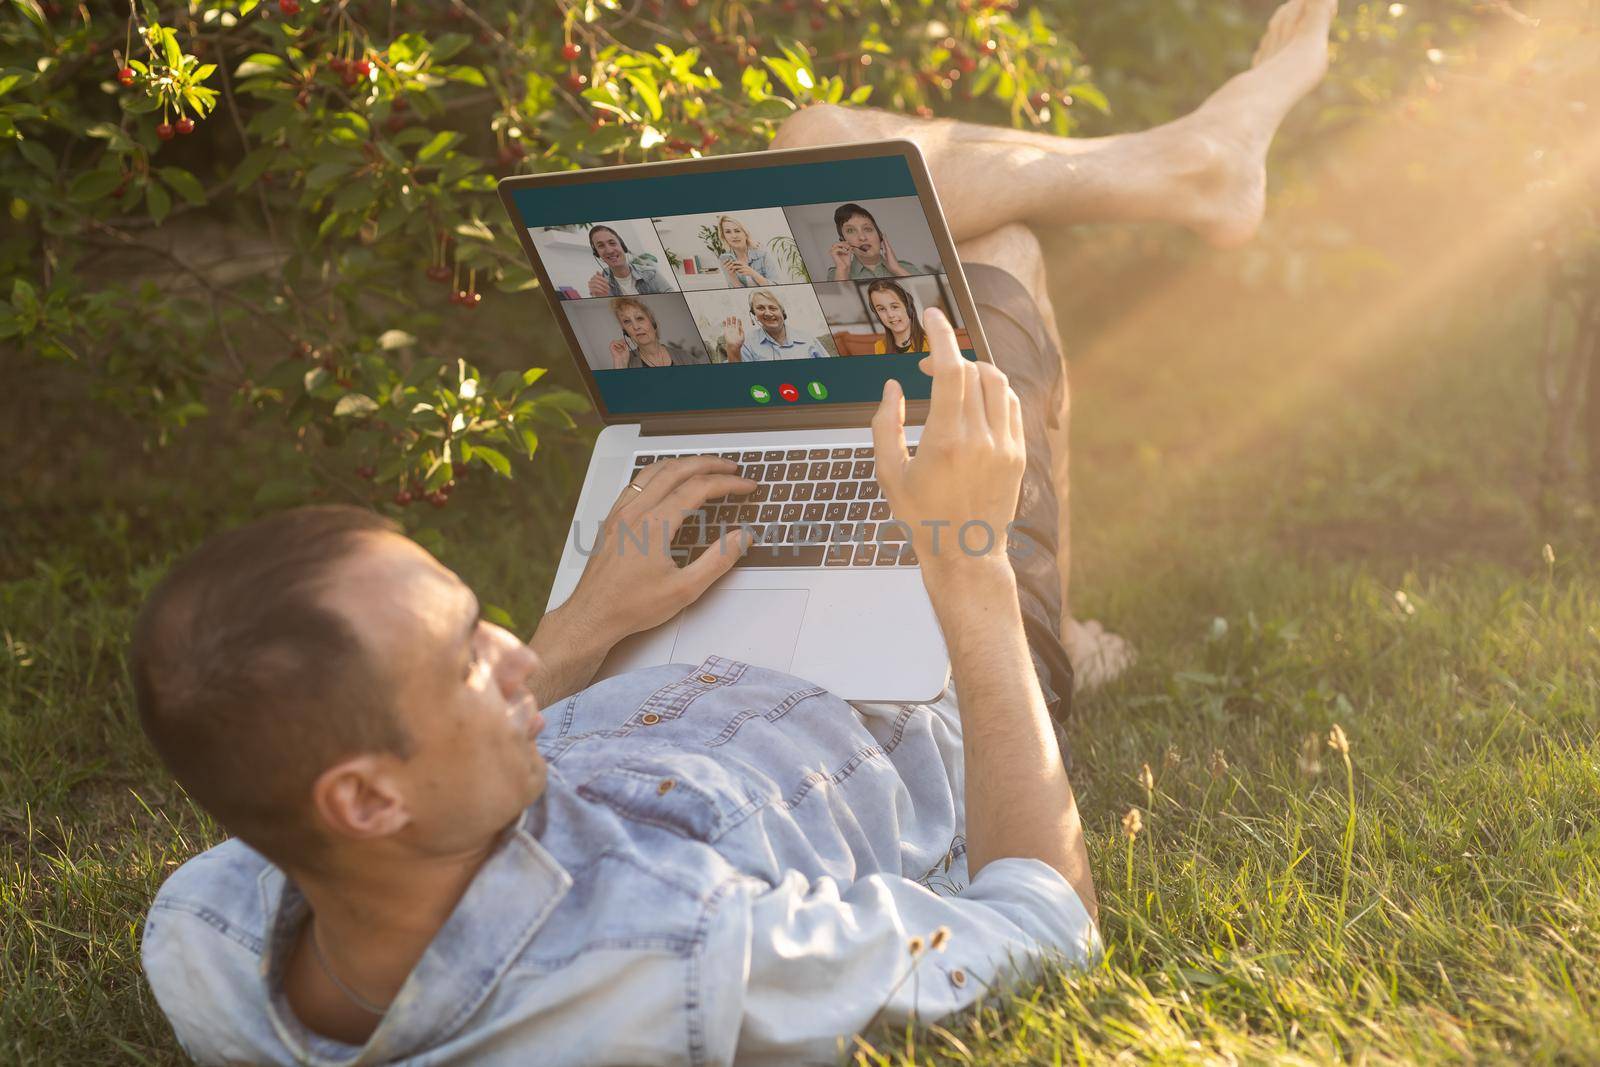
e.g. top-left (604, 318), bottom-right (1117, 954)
top-left (506, 153), bottom-right (975, 417)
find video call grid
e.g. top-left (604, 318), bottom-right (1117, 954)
top-left (529, 199), bottom-right (961, 373)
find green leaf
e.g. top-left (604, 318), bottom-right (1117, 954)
top-left (158, 167), bottom-right (206, 205)
top-left (416, 130), bottom-right (460, 163)
top-left (519, 427), bottom-right (539, 459)
top-left (333, 393), bottom-right (380, 417)
top-left (235, 53), bottom-right (285, 79)
top-left (146, 180), bottom-right (172, 224)
top-left (68, 169), bottom-right (124, 202)
top-left (471, 443), bottom-right (512, 477)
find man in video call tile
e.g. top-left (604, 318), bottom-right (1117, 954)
top-left (717, 289), bottom-right (830, 362)
top-left (587, 224), bottom-right (674, 297)
top-left (827, 202), bottom-right (936, 281)
top-left (609, 297), bottom-right (709, 369)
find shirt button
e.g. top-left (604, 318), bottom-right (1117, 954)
top-left (699, 673), bottom-right (718, 684)
top-left (640, 712), bottom-right (662, 725)
top-left (657, 778), bottom-right (676, 795)
top-left (950, 968), bottom-right (967, 988)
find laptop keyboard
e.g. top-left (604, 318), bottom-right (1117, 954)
top-left (629, 445), bottom-right (920, 568)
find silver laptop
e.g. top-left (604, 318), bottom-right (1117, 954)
top-left (498, 141), bottom-right (996, 703)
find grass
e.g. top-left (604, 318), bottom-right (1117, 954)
top-left (5, 229), bottom-right (1599, 1063)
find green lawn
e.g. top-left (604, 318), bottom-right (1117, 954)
top-left (4, 230), bottom-right (1597, 1063)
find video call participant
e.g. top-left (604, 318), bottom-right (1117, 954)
top-left (714, 215), bottom-right (776, 288)
top-left (866, 279), bottom-right (930, 354)
top-left (607, 297), bottom-right (708, 369)
top-left (827, 202), bottom-right (936, 281)
top-left (586, 225), bottom-right (673, 297)
top-left (718, 289), bottom-right (830, 362)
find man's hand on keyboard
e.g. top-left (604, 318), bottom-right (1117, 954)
top-left (562, 456), bottom-right (756, 646)
top-left (871, 306), bottom-right (1025, 579)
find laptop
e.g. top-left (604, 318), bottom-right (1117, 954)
top-left (498, 140), bottom-right (996, 703)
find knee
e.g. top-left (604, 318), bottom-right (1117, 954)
top-left (957, 222), bottom-right (1042, 277)
top-left (771, 103), bottom-right (853, 150)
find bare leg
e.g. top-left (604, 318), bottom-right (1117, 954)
top-left (956, 226), bottom-right (1134, 691)
top-left (772, 0), bottom-right (1334, 248)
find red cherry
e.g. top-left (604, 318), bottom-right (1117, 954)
top-left (356, 465), bottom-right (376, 480)
top-left (1032, 90), bottom-right (1050, 108)
top-left (426, 265), bottom-right (451, 282)
top-left (354, 59), bottom-right (372, 78)
top-left (176, 116), bottom-right (195, 135)
top-left (780, 0), bottom-right (797, 11)
top-left (957, 54), bottom-right (978, 74)
top-left (393, 95), bottom-right (409, 111)
top-left (329, 56), bottom-right (347, 73)
top-left (156, 122), bottom-right (175, 141)
top-left (385, 114), bottom-right (407, 133)
top-left (809, 14), bottom-right (824, 29)
top-left (279, 0), bottom-right (301, 15)
top-left (981, 39), bottom-right (997, 55)
top-left (457, 291), bottom-right (482, 308)
top-left (111, 179), bottom-right (128, 199)
top-left (428, 491), bottom-right (449, 508)
top-left (680, 0), bottom-right (699, 8)
top-left (565, 72), bottom-right (586, 92)
top-left (117, 67), bottom-right (135, 87)
top-left (561, 43), bottom-right (582, 61)
top-left (394, 489), bottom-right (414, 506)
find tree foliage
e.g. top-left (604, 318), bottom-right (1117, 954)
top-left (2, 0), bottom-right (1099, 513)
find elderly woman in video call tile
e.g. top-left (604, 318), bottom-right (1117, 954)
top-left (719, 289), bottom-right (829, 362)
top-left (587, 224), bottom-right (673, 297)
top-left (608, 297), bottom-right (708, 369)
top-left (827, 202), bottom-right (936, 281)
top-left (714, 215), bottom-right (776, 289)
top-left (866, 279), bottom-right (930, 354)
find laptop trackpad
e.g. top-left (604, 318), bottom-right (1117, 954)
top-left (671, 588), bottom-right (808, 672)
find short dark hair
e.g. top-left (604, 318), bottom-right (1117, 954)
top-left (833, 202), bottom-right (878, 238)
top-left (129, 506), bottom-right (410, 869)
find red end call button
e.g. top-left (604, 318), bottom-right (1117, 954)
top-left (777, 383), bottom-right (800, 402)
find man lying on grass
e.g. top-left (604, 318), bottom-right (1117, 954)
top-left (134, 306), bottom-right (1099, 1065)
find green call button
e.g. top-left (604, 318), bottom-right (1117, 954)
top-left (749, 384), bottom-right (771, 404)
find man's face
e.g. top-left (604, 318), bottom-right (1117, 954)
top-left (870, 289), bottom-right (910, 336)
top-left (751, 294), bottom-right (784, 333)
top-left (323, 533), bottom-right (545, 854)
top-left (839, 213), bottom-right (882, 263)
top-left (591, 230), bottom-right (627, 268)
top-left (617, 304), bottom-right (658, 346)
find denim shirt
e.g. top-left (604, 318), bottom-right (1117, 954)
top-left (143, 657), bottom-right (1098, 1066)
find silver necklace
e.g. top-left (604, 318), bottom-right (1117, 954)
top-left (308, 920), bottom-right (389, 1016)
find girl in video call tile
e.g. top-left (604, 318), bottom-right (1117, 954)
top-left (608, 297), bottom-right (709, 369)
top-left (866, 279), bottom-right (930, 354)
top-left (588, 224), bottom-right (674, 297)
top-left (827, 202), bottom-right (935, 281)
top-left (715, 215), bottom-right (776, 288)
top-left (719, 289), bottom-right (830, 362)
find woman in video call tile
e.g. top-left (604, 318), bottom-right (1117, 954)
top-left (865, 279), bottom-right (930, 354)
top-left (588, 224), bottom-right (674, 297)
top-left (715, 215), bottom-right (776, 289)
top-left (608, 297), bottom-right (709, 369)
top-left (827, 202), bottom-right (935, 281)
top-left (718, 289), bottom-right (830, 362)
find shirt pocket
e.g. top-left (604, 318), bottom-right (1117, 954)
top-left (577, 753), bottom-right (768, 845)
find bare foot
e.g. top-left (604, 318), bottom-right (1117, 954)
top-left (1063, 617), bottom-right (1136, 693)
top-left (1168, 0), bottom-right (1337, 247)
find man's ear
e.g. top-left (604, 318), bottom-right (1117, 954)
top-left (311, 755), bottom-right (411, 841)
